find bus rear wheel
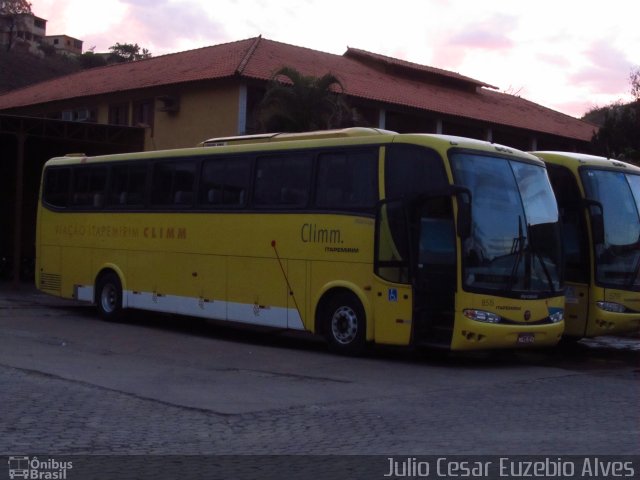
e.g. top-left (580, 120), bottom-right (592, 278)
top-left (96, 272), bottom-right (123, 321)
top-left (323, 292), bottom-right (366, 355)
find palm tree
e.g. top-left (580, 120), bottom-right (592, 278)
top-left (257, 67), bottom-right (351, 132)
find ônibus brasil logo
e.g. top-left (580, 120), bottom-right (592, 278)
top-left (7, 457), bottom-right (72, 479)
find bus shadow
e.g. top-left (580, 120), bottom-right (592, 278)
top-left (368, 340), bottom-right (639, 371)
top-left (118, 307), bottom-right (329, 354)
top-left (66, 305), bottom-right (639, 371)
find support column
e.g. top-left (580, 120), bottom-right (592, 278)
top-left (530, 136), bottom-right (538, 151)
top-left (12, 132), bottom-right (26, 289)
top-left (378, 109), bottom-right (386, 129)
top-left (436, 119), bottom-right (443, 134)
top-left (237, 84), bottom-right (248, 134)
top-left (485, 127), bottom-right (493, 143)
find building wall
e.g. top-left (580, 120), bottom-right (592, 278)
top-left (152, 81), bottom-right (241, 150)
top-left (0, 13), bottom-right (47, 55)
top-left (45, 35), bottom-right (83, 56)
top-left (5, 80), bottom-right (242, 152)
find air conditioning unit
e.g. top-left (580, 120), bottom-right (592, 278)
top-left (157, 95), bottom-right (180, 113)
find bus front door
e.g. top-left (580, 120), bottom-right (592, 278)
top-left (374, 198), bottom-right (457, 348)
top-left (373, 200), bottom-right (413, 345)
top-left (564, 282), bottom-right (590, 338)
top-left (411, 197), bottom-right (457, 348)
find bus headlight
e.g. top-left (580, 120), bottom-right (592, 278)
top-left (463, 309), bottom-right (502, 323)
top-left (596, 301), bottom-right (627, 313)
top-left (549, 310), bottom-right (564, 323)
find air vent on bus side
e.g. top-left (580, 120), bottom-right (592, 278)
top-left (40, 273), bottom-right (62, 293)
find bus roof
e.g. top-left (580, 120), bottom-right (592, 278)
top-left (45, 128), bottom-right (543, 167)
top-left (200, 127), bottom-right (397, 146)
top-left (533, 151), bottom-right (640, 173)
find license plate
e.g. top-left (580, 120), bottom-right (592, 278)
top-left (517, 333), bottom-right (535, 344)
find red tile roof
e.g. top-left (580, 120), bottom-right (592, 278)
top-left (0, 36), bottom-right (595, 141)
top-left (344, 47), bottom-right (498, 89)
top-left (0, 38), bottom-right (257, 107)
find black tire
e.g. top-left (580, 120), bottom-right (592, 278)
top-left (323, 292), bottom-right (366, 355)
top-left (95, 272), bottom-right (124, 321)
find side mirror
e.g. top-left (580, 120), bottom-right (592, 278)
top-left (450, 185), bottom-right (472, 239)
top-left (583, 198), bottom-right (605, 245)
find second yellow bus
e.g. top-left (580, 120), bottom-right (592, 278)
top-left (536, 151), bottom-right (640, 339)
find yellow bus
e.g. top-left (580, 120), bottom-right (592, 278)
top-left (535, 151), bottom-right (640, 339)
top-left (36, 128), bottom-right (565, 354)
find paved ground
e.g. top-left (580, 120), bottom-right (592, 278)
top-left (1, 284), bottom-right (638, 463)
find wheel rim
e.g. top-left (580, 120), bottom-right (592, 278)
top-left (331, 305), bottom-right (358, 345)
top-left (100, 283), bottom-right (118, 313)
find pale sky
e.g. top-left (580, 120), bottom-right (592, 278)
top-left (30, 0), bottom-right (639, 118)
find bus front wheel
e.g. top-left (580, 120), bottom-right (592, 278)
top-left (96, 272), bottom-right (123, 321)
top-left (323, 292), bottom-right (366, 355)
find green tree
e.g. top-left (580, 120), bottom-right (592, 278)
top-left (257, 67), bottom-right (352, 132)
top-left (108, 42), bottom-right (151, 63)
top-left (79, 50), bottom-right (107, 69)
top-left (631, 66), bottom-right (640, 101)
top-left (1, 0), bottom-right (32, 52)
top-left (587, 102), bottom-right (639, 162)
top-left (585, 68), bottom-right (640, 163)
top-left (0, 0), bottom-right (31, 14)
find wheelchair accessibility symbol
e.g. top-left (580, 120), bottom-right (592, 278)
top-left (388, 288), bottom-right (398, 302)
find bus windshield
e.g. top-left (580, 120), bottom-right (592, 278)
top-left (581, 169), bottom-right (640, 290)
top-left (451, 152), bottom-right (563, 298)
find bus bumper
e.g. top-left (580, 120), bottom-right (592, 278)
top-left (585, 311), bottom-right (640, 338)
top-left (450, 316), bottom-right (564, 351)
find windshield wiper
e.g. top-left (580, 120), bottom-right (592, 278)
top-left (527, 223), bottom-right (556, 293)
top-left (506, 218), bottom-right (557, 293)
top-left (506, 216), bottom-right (525, 292)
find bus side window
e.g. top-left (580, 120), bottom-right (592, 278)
top-left (316, 149), bottom-right (377, 210)
top-left (71, 166), bottom-right (107, 209)
top-left (253, 153), bottom-right (312, 208)
top-left (43, 168), bottom-right (71, 208)
top-left (108, 163), bottom-right (147, 207)
top-left (375, 201), bottom-right (410, 283)
top-left (151, 160), bottom-right (196, 207)
top-left (199, 157), bottom-right (251, 207)
top-left (384, 144), bottom-right (448, 200)
top-left (419, 200), bottom-right (456, 266)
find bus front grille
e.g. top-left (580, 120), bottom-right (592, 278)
top-left (40, 273), bottom-right (62, 292)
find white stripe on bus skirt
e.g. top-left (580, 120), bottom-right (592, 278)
top-left (75, 285), bottom-right (305, 330)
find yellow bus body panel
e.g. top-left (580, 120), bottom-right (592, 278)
top-left (38, 208), bottom-right (376, 332)
top-left (371, 277), bottom-right (413, 345)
